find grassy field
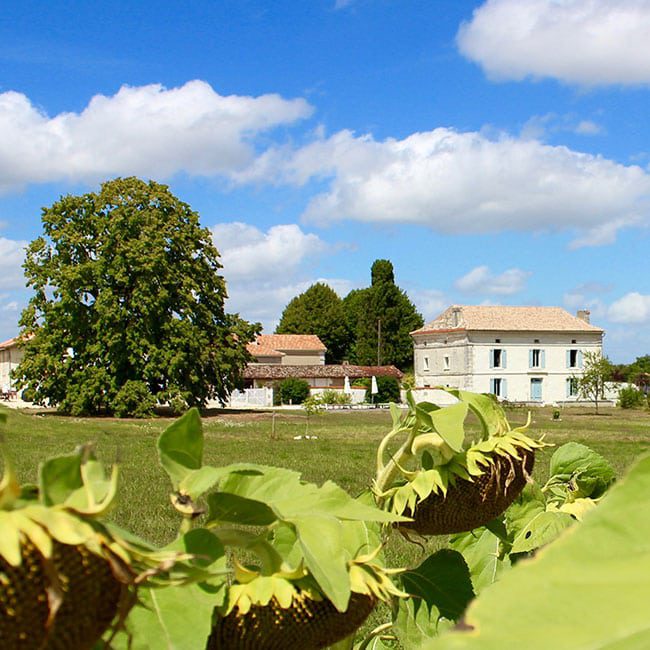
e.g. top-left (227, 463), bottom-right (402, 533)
top-left (2, 402), bottom-right (649, 642)
top-left (2, 402), bottom-right (649, 547)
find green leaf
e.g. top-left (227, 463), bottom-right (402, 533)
top-left (440, 388), bottom-right (508, 439)
top-left (38, 453), bottom-right (83, 506)
top-left (207, 492), bottom-right (277, 526)
top-left (292, 515), bottom-right (350, 611)
top-left (428, 453), bottom-right (650, 650)
top-left (449, 528), bottom-right (510, 596)
top-left (165, 528), bottom-right (226, 570)
top-left (548, 442), bottom-right (616, 499)
top-left (428, 401), bottom-right (468, 452)
top-left (393, 592), bottom-right (441, 648)
top-left (401, 549), bottom-right (474, 622)
top-left (212, 465), bottom-right (403, 523)
top-left (504, 482), bottom-right (546, 539)
top-left (178, 466), bottom-right (230, 500)
top-left (510, 510), bottom-right (574, 554)
top-left (125, 583), bottom-right (216, 650)
top-left (157, 409), bottom-right (204, 487)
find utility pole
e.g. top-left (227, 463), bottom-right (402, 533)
top-left (377, 317), bottom-right (382, 366)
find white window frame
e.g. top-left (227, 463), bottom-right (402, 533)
top-left (530, 348), bottom-right (545, 369)
top-left (490, 348), bottom-right (507, 369)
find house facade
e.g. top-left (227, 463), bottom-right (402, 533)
top-left (411, 306), bottom-right (604, 405)
top-left (0, 337), bottom-right (23, 395)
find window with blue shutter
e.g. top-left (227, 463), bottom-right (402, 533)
top-left (530, 349), bottom-right (544, 368)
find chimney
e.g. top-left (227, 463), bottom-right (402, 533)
top-left (577, 309), bottom-right (591, 324)
top-left (451, 306), bottom-right (462, 327)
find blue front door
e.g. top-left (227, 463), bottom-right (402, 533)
top-left (530, 378), bottom-right (543, 401)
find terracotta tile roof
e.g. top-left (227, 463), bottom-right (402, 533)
top-left (411, 305), bottom-right (604, 335)
top-left (251, 334), bottom-right (327, 352)
top-left (245, 344), bottom-right (284, 358)
top-left (243, 364), bottom-right (404, 380)
top-left (0, 337), bottom-right (19, 350)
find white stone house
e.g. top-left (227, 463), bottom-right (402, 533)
top-left (411, 306), bottom-right (604, 405)
top-left (0, 337), bottom-right (24, 396)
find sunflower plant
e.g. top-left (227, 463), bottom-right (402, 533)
top-left (373, 389), bottom-right (547, 536)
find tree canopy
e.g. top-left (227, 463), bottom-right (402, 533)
top-left (275, 282), bottom-right (350, 363)
top-left (344, 260), bottom-right (423, 370)
top-left (15, 177), bottom-right (258, 416)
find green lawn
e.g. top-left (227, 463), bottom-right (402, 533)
top-left (2, 403), bottom-right (649, 551)
top-left (3, 403), bottom-right (649, 643)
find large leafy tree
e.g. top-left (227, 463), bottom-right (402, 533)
top-left (276, 282), bottom-right (350, 363)
top-left (345, 260), bottom-right (423, 370)
top-left (15, 177), bottom-right (258, 416)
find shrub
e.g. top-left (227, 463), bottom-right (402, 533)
top-left (20, 387), bottom-right (36, 402)
top-left (400, 372), bottom-right (415, 390)
top-left (365, 376), bottom-right (400, 403)
top-left (319, 389), bottom-right (352, 405)
top-left (618, 385), bottom-right (646, 409)
top-left (113, 380), bottom-right (157, 418)
top-left (278, 378), bottom-right (310, 405)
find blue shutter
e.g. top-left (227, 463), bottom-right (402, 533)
top-left (489, 349), bottom-right (494, 368)
top-left (502, 350), bottom-right (507, 369)
top-left (578, 350), bottom-right (584, 368)
top-left (529, 350), bottom-right (533, 368)
top-left (566, 378), bottom-right (571, 398)
top-left (489, 378), bottom-right (495, 394)
top-left (502, 378), bottom-right (508, 399)
top-left (566, 350), bottom-right (571, 368)
top-left (541, 350), bottom-right (546, 369)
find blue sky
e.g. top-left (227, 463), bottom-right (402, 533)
top-left (1, 0), bottom-right (648, 362)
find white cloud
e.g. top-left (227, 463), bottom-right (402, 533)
top-left (608, 292), bottom-right (650, 324)
top-left (224, 277), bottom-right (354, 333)
top-left (0, 237), bottom-right (27, 290)
top-left (254, 128), bottom-right (650, 245)
top-left (411, 288), bottom-right (447, 321)
top-left (575, 120), bottom-right (603, 136)
top-left (210, 222), bottom-right (335, 331)
top-left (457, 0), bottom-right (650, 86)
top-left (211, 223), bottom-right (326, 282)
top-left (563, 286), bottom-right (607, 321)
top-left (521, 113), bottom-right (604, 140)
top-left (454, 265), bottom-right (531, 295)
top-left (0, 81), bottom-right (312, 192)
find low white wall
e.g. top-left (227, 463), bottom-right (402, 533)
top-left (310, 387), bottom-right (367, 404)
